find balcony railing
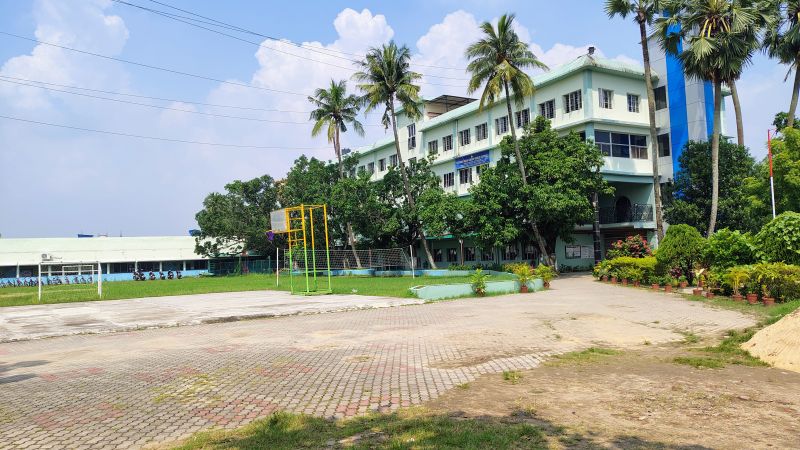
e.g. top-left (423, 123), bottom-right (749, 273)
top-left (599, 203), bottom-right (654, 224)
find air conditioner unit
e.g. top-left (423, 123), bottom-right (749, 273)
top-left (41, 253), bottom-right (52, 261)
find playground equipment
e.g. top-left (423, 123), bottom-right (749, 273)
top-left (269, 204), bottom-right (332, 295)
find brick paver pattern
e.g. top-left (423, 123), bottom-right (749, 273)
top-left (0, 276), bottom-right (754, 449)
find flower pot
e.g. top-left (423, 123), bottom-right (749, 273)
top-left (520, 284), bottom-right (529, 294)
top-left (732, 294), bottom-right (744, 302)
top-left (611, 277), bottom-right (617, 284)
top-left (543, 281), bottom-right (550, 289)
top-left (698, 280), bottom-right (704, 288)
top-left (601, 276), bottom-right (608, 282)
top-left (692, 288), bottom-right (703, 296)
top-left (746, 293), bottom-right (759, 305)
top-left (680, 281), bottom-right (688, 289)
top-left (476, 289), bottom-right (486, 297)
top-left (651, 284), bottom-right (660, 291)
top-left (705, 292), bottom-right (715, 299)
top-left (664, 285), bottom-right (672, 293)
top-left (622, 279), bottom-right (629, 286)
top-left (763, 297), bottom-right (775, 307)
top-left (633, 281), bottom-right (640, 288)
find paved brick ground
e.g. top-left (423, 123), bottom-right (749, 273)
top-left (0, 276), bottom-right (754, 449)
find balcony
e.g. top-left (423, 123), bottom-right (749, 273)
top-left (599, 203), bottom-right (653, 224)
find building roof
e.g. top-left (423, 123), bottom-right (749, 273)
top-left (0, 236), bottom-right (206, 266)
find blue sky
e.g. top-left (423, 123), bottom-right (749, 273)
top-left (0, 0), bottom-right (791, 238)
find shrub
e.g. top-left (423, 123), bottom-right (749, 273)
top-left (704, 228), bottom-right (756, 270)
top-left (470, 269), bottom-right (489, 295)
top-left (724, 266), bottom-right (750, 296)
top-left (722, 263), bottom-right (800, 302)
top-left (656, 224), bottom-right (707, 283)
top-left (512, 264), bottom-right (535, 284)
top-left (534, 265), bottom-right (556, 284)
top-left (501, 262), bottom-right (528, 274)
top-left (447, 264), bottom-right (472, 271)
top-left (597, 256), bottom-right (659, 283)
top-left (606, 235), bottom-right (653, 259)
top-left (755, 212), bottom-right (800, 265)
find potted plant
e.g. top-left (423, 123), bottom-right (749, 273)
top-left (513, 264), bottom-right (534, 293)
top-left (650, 275), bottom-right (660, 291)
top-left (470, 268), bottom-right (489, 297)
top-left (629, 268), bottom-right (644, 288)
top-left (535, 265), bottom-right (555, 289)
top-left (678, 275), bottom-right (688, 289)
top-left (693, 268), bottom-right (706, 288)
top-left (725, 267), bottom-right (749, 302)
top-left (618, 267), bottom-right (630, 286)
top-left (745, 278), bottom-right (760, 304)
top-left (663, 276), bottom-right (674, 293)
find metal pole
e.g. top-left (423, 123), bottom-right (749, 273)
top-left (38, 262), bottom-right (42, 302)
top-left (322, 204), bottom-right (332, 293)
top-left (97, 261), bottom-right (103, 298)
top-left (410, 245), bottom-right (415, 279)
top-left (310, 207), bottom-right (318, 291)
top-left (768, 129), bottom-right (777, 219)
top-left (300, 205), bottom-right (310, 294)
top-left (276, 247), bottom-right (280, 286)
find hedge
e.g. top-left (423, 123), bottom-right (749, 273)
top-left (593, 257), bottom-right (661, 283)
top-left (719, 262), bottom-right (800, 302)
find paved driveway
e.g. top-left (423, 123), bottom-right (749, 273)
top-left (0, 276), bottom-right (754, 449)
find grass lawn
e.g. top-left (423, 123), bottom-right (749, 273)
top-left (173, 409), bottom-right (546, 450)
top-left (0, 273), bottom-right (514, 308)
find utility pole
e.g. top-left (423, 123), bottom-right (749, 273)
top-left (767, 129), bottom-right (777, 219)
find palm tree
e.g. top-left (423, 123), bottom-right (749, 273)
top-left (656, 0), bottom-right (759, 234)
top-left (352, 41), bottom-right (438, 268)
top-left (764, 0), bottom-right (800, 128)
top-left (464, 13), bottom-right (553, 265)
top-left (604, 0), bottom-right (667, 242)
top-left (308, 79), bottom-right (365, 267)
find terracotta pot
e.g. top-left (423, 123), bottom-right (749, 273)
top-left (476, 290), bottom-right (486, 297)
top-left (732, 294), bottom-right (744, 302)
top-left (622, 279), bottom-right (629, 286)
top-left (680, 281), bottom-right (689, 289)
top-left (698, 280), bottom-right (704, 288)
top-left (601, 276), bottom-right (608, 282)
top-left (692, 288), bottom-right (703, 296)
top-left (746, 293), bottom-right (759, 305)
top-left (611, 277), bottom-right (617, 284)
top-left (706, 292), bottom-right (716, 299)
top-left (520, 284), bottom-right (529, 294)
top-left (664, 285), bottom-right (672, 293)
top-left (543, 281), bottom-right (550, 289)
top-left (651, 284), bottom-right (660, 291)
top-left (633, 281), bottom-right (640, 288)
top-left (763, 297), bottom-right (775, 307)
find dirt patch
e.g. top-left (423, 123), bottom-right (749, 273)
top-left (426, 344), bottom-right (800, 449)
top-left (429, 346), bottom-right (544, 369)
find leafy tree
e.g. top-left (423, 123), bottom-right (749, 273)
top-left (353, 42), bottom-right (437, 267)
top-left (307, 79), bottom-right (364, 266)
top-left (764, 0), bottom-right (800, 128)
top-left (606, 235), bottom-right (653, 259)
top-left (662, 140), bottom-right (766, 234)
top-left (464, 13), bottom-right (552, 264)
top-left (773, 111), bottom-right (799, 130)
top-left (468, 117), bottom-right (610, 262)
top-left (330, 172), bottom-right (389, 250)
top-left (703, 228), bottom-right (756, 269)
top-left (655, 224), bottom-right (707, 282)
top-left (771, 127), bottom-right (800, 212)
top-left (418, 189), bottom-right (472, 264)
top-left (755, 211), bottom-right (800, 264)
top-left (657, 0), bottom-right (761, 234)
top-left (604, 0), bottom-right (666, 240)
top-left (194, 175), bottom-right (281, 258)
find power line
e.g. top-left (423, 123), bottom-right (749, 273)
top-left (0, 114), bottom-right (335, 150)
top-left (110, 0), bottom-right (470, 86)
top-left (0, 77), bottom-right (385, 127)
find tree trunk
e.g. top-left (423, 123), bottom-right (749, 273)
top-left (334, 126), bottom-right (363, 268)
top-left (502, 79), bottom-right (552, 266)
top-left (639, 20), bottom-right (665, 243)
top-left (388, 101), bottom-right (436, 269)
top-left (788, 61), bottom-right (800, 129)
top-left (708, 78), bottom-right (722, 235)
top-left (729, 79), bottom-right (744, 146)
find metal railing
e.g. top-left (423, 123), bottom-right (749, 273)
top-left (599, 203), bottom-right (654, 224)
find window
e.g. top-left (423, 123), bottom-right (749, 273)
top-left (657, 133), bottom-right (671, 157)
top-left (442, 172), bottom-right (455, 187)
top-left (627, 94), bottom-right (640, 113)
top-left (563, 90), bottom-right (582, 113)
top-left (447, 248), bottom-right (458, 263)
top-left (630, 134), bottom-right (648, 159)
top-left (515, 108), bottom-right (530, 128)
top-left (654, 86), bottom-right (668, 110)
top-left (433, 248), bottom-right (443, 262)
top-left (442, 135), bottom-right (453, 151)
top-left (379, 158), bottom-right (386, 171)
top-left (458, 129), bottom-right (471, 146)
top-left (409, 157), bottom-right (417, 166)
top-left (539, 99), bottom-right (555, 119)
top-left (594, 131), bottom-right (611, 156)
top-left (357, 165), bottom-right (365, 174)
top-left (464, 247), bottom-right (476, 262)
top-left (476, 123), bottom-right (488, 141)
top-left (611, 132), bottom-right (631, 158)
top-left (407, 123), bottom-right (416, 149)
top-left (367, 162), bottom-right (375, 174)
top-left (389, 154), bottom-right (398, 168)
top-left (503, 244), bottom-right (518, 260)
top-left (578, 131), bottom-right (587, 141)
top-left (495, 116), bottom-right (509, 134)
top-left (475, 164), bottom-right (489, 177)
top-left (599, 89), bottom-right (613, 109)
top-left (482, 248), bottom-right (495, 262)
top-left (185, 260), bottom-right (208, 271)
top-left (428, 140), bottom-right (438, 155)
top-left (459, 167), bottom-right (472, 185)
top-left (524, 244), bottom-right (538, 261)
top-left (349, 167), bottom-right (356, 178)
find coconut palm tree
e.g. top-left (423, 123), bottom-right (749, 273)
top-left (604, 0), bottom-right (667, 242)
top-left (352, 41), bottom-right (438, 268)
top-left (464, 13), bottom-right (553, 265)
top-left (764, 0), bottom-right (800, 128)
top-left (656, 0), bottom-right (759, 234)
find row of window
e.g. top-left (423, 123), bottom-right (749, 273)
top-left (441, 164), bottom-right (488, 188)
top-left (593, 130), bottom-right (671, 159)
top-left (432, 244), bottom-right (538, 263)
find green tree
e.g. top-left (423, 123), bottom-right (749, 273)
top-left (604, 0), bottom-right (666, 240)
top-left (771, 127), bottom-right (800, 211)
top-left (464, 13), bottom-right (552, 264)
top-left (353, 41), bottom-right (437, 267)
top-left (774, 111), bottom-right (800, 129)
top-left (755, 211), bottom-right (800, 264)
top-left (418, 189), bottom-right (472, 264)
top-left (655, 223), bottom-right (707, 282)
top-left (468, 117), bottom-right (610, 262)
top-left (764, 1), bottom-right (800, 128)
top-left (662, 140), bottom-right (766, 234)
top-left (308, 79), bottom-right (365, 266)
top-left (194, 175), bottom-right (281, 258)
top-left (657, 0), bottom-right (761, 234)
top-left (330, 171), bottom-right (391, 249)
top-left (703, 228), bottom-right (756, 269)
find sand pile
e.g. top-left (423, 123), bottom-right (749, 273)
top-left (742, 309), bottom-right (800, 373)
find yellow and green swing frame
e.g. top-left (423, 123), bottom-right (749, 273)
top-left (269, 204), bottom-right (332, 295)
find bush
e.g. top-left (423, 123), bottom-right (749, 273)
top-left (534, 265), bottom-right (556, 284)
top-left (606, 235), bottom-right (652, 259)
top-left (470, 269), bottom-right (489, 295)
top-left (656, 224), bottom-right (707, 283)
top-left (722, 263), bottom-right (800, 302)
top-left (501, 262), bottom-right (528, 274)
top-left (755, 212), bottom-right (800, 265)
top-left (512, 264), bottom-right (535, 284)
top-left (595, 256), bottom-right (660, 283)
top-left (704, 228), bottom-right (756, 270)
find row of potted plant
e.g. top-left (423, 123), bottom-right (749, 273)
top-left (469, 264), bottom-right (557, 296)
top-left (599, 272), bottom-right (688, 293)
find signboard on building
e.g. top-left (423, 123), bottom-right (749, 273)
top-left (565, 245), bottom-right (593, 260)
top-left (455, 150), bottom-right (490, 170)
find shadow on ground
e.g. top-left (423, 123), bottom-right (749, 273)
top-left (0, 360), bottom-right (48, 384)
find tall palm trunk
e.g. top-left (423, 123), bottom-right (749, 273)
top-left (502, 80), bottom-right (552, 266)
top-left (728, 79), bottom-right (744, 145)
top-left (708, 78), bottom-right (722, 235)
top-left (334, 127), bottom-right (363, 268)
top-left (788, 60), bottom-right (800, 129)
top-left (639, 20), bottom-right (665, 243)
top-left (388, 101), bottom-right (436, 269)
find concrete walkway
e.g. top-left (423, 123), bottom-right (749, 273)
top-left (0, 291), bottom-right (424, 342)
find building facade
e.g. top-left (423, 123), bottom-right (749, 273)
top-left (350, 48), bottom-right (723, 269)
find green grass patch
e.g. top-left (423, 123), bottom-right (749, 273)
top-left (673, 328), bottom-right (769, 369)
top-left (673, 356), bottom-right (726, 369)
top-left (502, 370), bottom-right (523, 384)
top-left (173, 409), bottom-right (547, 450)
top-left (0, 273), bottom-right (515, 308)
top-left (547, 347), bottom-right (622, 366)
